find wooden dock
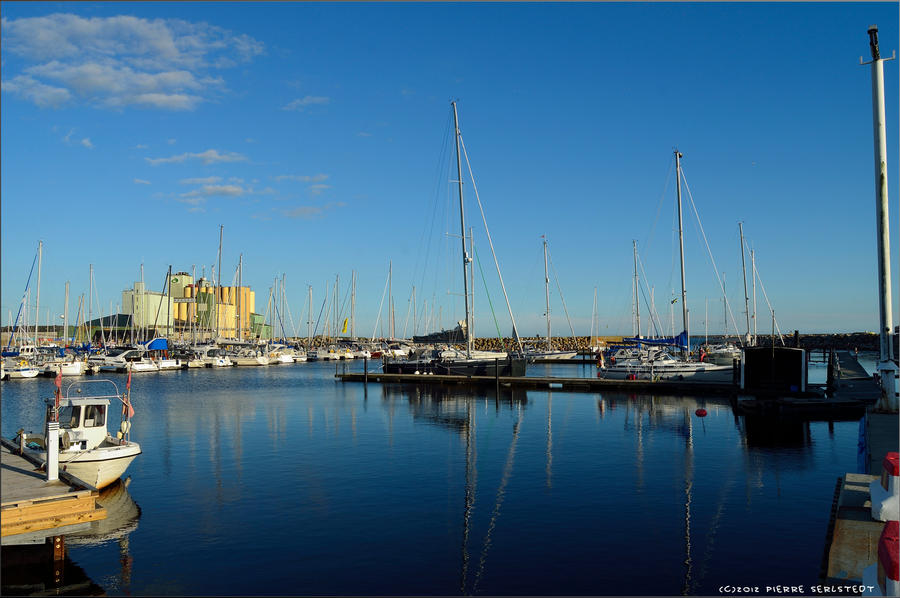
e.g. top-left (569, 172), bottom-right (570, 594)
top-left (338, 370), bottom-right (756, 397)
top-left (821, 472), bottom-right (883, 586)
top-left (1, 439), bottom-right (106, 542)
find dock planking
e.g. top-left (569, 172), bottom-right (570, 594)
top-left (1, 440), bottom-right (106, 540)
top-left (340, 371), bottom-right (755, 397)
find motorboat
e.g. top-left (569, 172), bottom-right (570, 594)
top-left (231, 348), bottom-right (270, 366)
top-left (598, 349), bottom-right (733, 382)
top-left (13, 378), bottom-right (142, 489)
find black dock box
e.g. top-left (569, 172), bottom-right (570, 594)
top-left (740, 347), bottom-right (807, 392)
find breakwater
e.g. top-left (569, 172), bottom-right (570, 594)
top-left (469, 332), bottom-right (893, 353)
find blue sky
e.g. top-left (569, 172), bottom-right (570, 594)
top-left (2, 2), bottom-right (898, 338)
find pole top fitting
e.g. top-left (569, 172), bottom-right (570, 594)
top-left (869, 25), bottom-right (881, 60)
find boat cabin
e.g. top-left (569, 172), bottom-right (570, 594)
top-left (45, 396), bottom-right (112, 452)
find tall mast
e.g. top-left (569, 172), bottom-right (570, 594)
top-left (166, 265), bottom-right (173, 340)
top-left (674, 150), bottom-right (689, 357)
top-left (63, 281), bottom-right (70, 347)
top-left (544, 237), bottom-right (552, 350)
top-left (412, 285), bottom-right (417, 338)
top-left (738, 222), bottom-right (751, 346)
top-left (34, 241), bottom-right (42, 345)
top-left (351, 270), bottom-right (357, 339)
top-left (216, 225), bottom-right (223, 342)
top-left (452, 101), bottom-right (473, 358)
top-left (191, 264), bottom-right (197, 345)
top-left (307, 285), bottom-right (313, 347)
top-left (633, 240), bottom-right (641, 340)
top-left (238, 255), bottom-right (243, 341)
top-left (140, 263), bottom-right (145, 342)
top-left (751, 250), bottom-right (757, 344)
top-left (388, 261), bottom-right (394, 340)
top-left (88, 264), bottom-right (93, 345)
top-left (722, 272), bottom-right (727, 339)
top-left (862, 25), bottom-right (898, 411)
top-left (469, 227), bottom-right (475, 343)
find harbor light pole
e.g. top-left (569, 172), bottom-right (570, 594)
top-left (862, 25), bottom-right (898, 411)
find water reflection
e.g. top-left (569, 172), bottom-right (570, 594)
top-left (380, 384), bottom-right (527, 434)
top-left (1, 478), bottom-right (140, 596)
top-left (0, 544), bottom-right (105, 596)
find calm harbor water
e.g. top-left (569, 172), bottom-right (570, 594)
top-left (0, 354), bottom-right (876, 596)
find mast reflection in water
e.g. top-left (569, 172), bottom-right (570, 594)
top-left (0, 362), bottom-right (863, 595)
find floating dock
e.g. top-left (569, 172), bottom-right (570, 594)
top-left (1, 439), bottom-right (106, 543)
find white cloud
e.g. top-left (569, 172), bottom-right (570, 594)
top-left (1, 14), bottom-right (264, 110)
top-left (134, 143), bottom-right (149, 149)
top-left (180, 184), bottom-right (245, 198)
top-left (81, 137), bottom-right (93, 148)
top-left (180, 176), bottom-right (222, 185)
top-left (134, 178), bottom-right (151, 185)
top-left (168, 138), bottom-right (177, 145)
top-left (281, 201), bottom-right (345, 219)
top-left (1, 74), bottom-right (70, 108)
top-left (274, 173), bottom-right (328, 183)
top-left (282, 95), bottom-right (329, 111)
top-left (308, 184), bottom-right (330, 195)
top-left (146, 149), bottom-right (247, 166)
top-left (357, 131), bottom-right (372, 137)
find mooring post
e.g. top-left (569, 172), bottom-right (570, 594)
top-left (495, 358), bottom-right (500, 396)
top-left (46, 420), bottom-right (59, 482)
top-left (364, 356), bottom-right (368, 385)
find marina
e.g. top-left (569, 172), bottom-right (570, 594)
top-left (2, 4), bottom-right (899, 597)
top-left (0, 354), bottom-right (893, 595)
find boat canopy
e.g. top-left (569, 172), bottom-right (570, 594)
top-left (143, 337), bottom-right (169, 351)
top-left (621, 330), bottom-right (688, 350)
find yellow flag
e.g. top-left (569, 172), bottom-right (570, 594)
top-left (341, 318), bottom-right (348, 334)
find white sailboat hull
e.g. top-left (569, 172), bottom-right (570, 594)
top-left (600, 362), bottom-right (733, 382)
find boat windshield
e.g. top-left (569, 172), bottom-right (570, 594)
top-left (58, 405), bottom-right (81, 429)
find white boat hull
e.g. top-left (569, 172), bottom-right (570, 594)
top-left (527, 350), bottom-right (579, 361)
top-left (7, 366), bottom-right (40, 379)
top-left (600, 362), bottom-right (733, 382)
top-left (22, 440), bottom-right (142, 490)
top-left (61, 443), bottom-right (142, 489)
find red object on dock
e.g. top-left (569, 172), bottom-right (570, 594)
top-left (878, 520), bottom-right (899, 582)
top-left (883, 452), bottom-right (899, 476)
top-left (695, 409), bottom-right (707, 417)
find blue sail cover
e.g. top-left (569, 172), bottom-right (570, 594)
top-left (621, 330), bottom-right (688, 350)
top-left (143, 337), bottom-right (169, 351)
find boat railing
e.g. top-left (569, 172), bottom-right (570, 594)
top-left (64, 379), bottom-right (122, 400)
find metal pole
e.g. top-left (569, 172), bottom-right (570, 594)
top-left (751, 250), bottom-right (757, 345)
top-left (545, 237), bottom-right (552, 350)
top-left (862, 25), bottom-right (898, 411)
top-left (35, 241), bottom-right (42, 345)
top-left (738, 222), bottom-right (751, 346)
top-left (674, 150), bottom-right (689, 358)
top-left (452, 101), bottom-right (473, 358)
top-left (633, 240), bottom-right (641, 340)
top-left (46, 420), bottom-right (59, 482)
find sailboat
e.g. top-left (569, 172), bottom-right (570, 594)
top-left (382, 102), bottom-right (526, 377)
top-left (599, 150), bottom-right (732, 382)
top-left (524, 237), bottom-right (578, 362)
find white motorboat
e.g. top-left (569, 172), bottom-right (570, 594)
top-left (41, 357), bottom-right (87, 377)
top-left (702, 343), bottom-right (742, 366)
top-left (231, 349), bottom-right (270, 366)
top-left (599, 349), bottom-right (733, 382)
top-left (194, 346), bottom-right (232, 368)
top-left (14, 378), bottom-right (142, 489)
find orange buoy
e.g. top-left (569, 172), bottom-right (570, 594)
top-left (695, 408), bottom-right (707, 417)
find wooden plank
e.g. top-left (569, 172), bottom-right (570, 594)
top-left (1, 495), bottom-right (98, 525)
top-left (1, 488), bottom-right (94, 509)
top-left (1, 505), bottom-right (107, 537)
